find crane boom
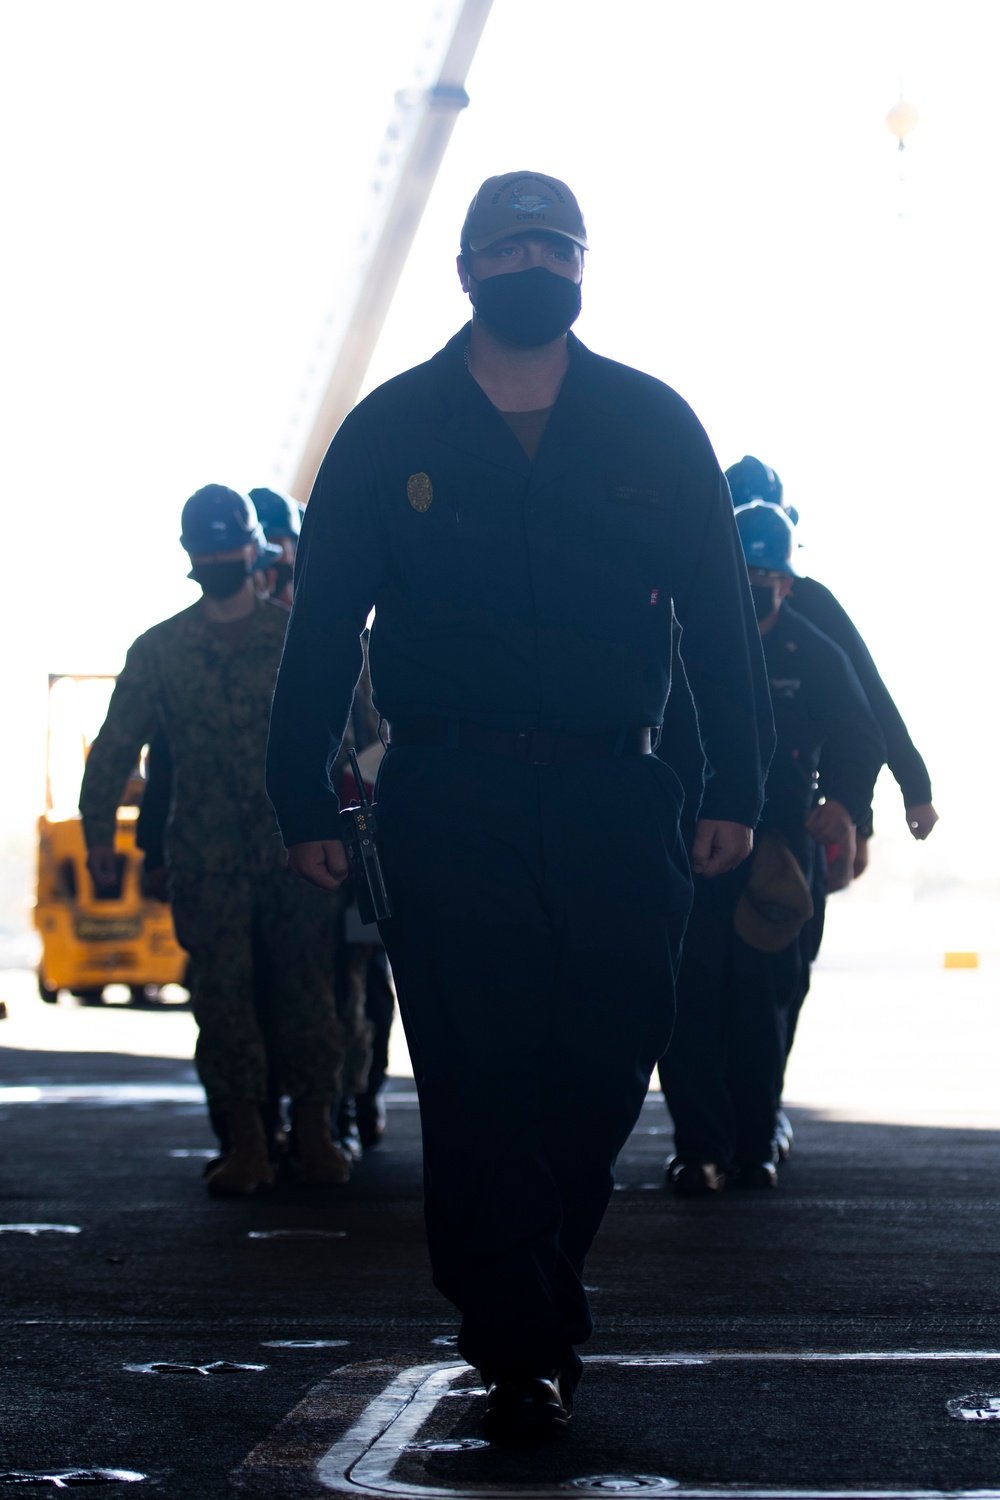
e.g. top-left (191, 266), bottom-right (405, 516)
top-left (291, 0), bottom-right (494, 500)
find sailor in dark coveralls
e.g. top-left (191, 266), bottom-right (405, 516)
top-left (725, 456), bottom-right (938, 1158)
top-left (659, 501), bottom-right (885, 1194)
top-left (266, 172), bottom-right (774, 1442)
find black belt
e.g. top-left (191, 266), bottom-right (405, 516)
top-left (388, 718), bottom-right (652, 766)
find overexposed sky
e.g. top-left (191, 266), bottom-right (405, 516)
top-left (2, 0), bottom-right (997, 889)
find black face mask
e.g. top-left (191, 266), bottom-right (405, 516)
top-left (750, 583), bottom-right (779, 621)
top-left (272, 562), bottom-right (294, 597)
top-left (189, 560), bottom-right (251, 599)
top-left (472, 266), bottom-right (582, 347)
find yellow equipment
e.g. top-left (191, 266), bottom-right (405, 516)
top-left (33, 674), bottom-right (188, 1006)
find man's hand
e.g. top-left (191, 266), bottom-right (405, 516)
top-left (87, 845), bottom-right (118, 890)
top-left (853, 835), bottom-right (870, 880)
top-left (691, 820), bottom-right (753, 878)
top-left (287, 839), bottom-right (350, 891)
top-left (804, 798), bottom-right (853, 846)
top-left (905, 802), bottom-right (939, 840)
top-left (825, 825), bottom-right (857, 893)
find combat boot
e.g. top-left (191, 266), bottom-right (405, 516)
top-left (335, 1097), bottom-right (363, 1162)
top-left (294, 1101), bottom-right (351, 1185)
top-left (354, 1088), bottom-right (387, 1149)
top-left (205, 1101), bottom-right (276, 1196)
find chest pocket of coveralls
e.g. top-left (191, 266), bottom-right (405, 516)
top-left (592, 473), bottom-right (668, 642)
top-left (389, 466), bottom-right (519, 620)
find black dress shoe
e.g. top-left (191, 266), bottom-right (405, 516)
top-left (482, 1372), bottom-right (571, 1444)
top-left (666, 1157), bottom-right (727, 1196)
top-left (732, 1160), bottom-right (779, 1189)
top-left (354, 1090), bottom-right (386, 1149)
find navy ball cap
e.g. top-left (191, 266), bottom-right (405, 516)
top-left (179, 484), bottom-right (279, 563)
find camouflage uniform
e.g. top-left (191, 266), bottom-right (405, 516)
top-left (169, 868), bottom-right (342, 1102)
top-left (80, 596), bottom-right (345, 1105)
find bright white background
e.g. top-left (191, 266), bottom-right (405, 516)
top-left (2, 0), bottom-right (997, 946)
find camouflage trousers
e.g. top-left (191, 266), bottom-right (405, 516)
top-left (336, 941), bottom-right (376, 1099)
top-left (170, 869), bottom-right (345, 1106)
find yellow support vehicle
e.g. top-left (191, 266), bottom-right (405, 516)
top-left (34, 674), bottom-right (188, 1006)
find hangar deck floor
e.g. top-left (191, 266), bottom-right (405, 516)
top-left (1, 926), bottom-right (998, 1498)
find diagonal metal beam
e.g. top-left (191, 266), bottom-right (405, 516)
top-left (291, 0), bottom-right (494, 502)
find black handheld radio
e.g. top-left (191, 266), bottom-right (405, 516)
top-left (339, 748), bottom-right (393, 926)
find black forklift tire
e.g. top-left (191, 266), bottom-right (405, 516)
top-left (74, 988), bottom-right (106, 1007)
top-left (38, 976), bottom-right (59, 1004)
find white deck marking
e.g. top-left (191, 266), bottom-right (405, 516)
top-left (948, 1394), bottom-right (1000, 1421)
top-left (0, 1083), bottom-right (204, 1105)
top-left (125, 1360), bottom-right (268, 1375)
top-left (247, 1229), bottom-right (346, 1241)
top-left (0, 1223), bottom-right (81, 1236)
top-left (315, 1352), bottom-right (1000, 1499)
top-left (563, 1480), bottom-right (676, 1492)
top-left (0, 1469), bottom-right (147, 1488)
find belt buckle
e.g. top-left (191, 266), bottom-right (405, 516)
top-left (517, 729), bottom-right (558, 766)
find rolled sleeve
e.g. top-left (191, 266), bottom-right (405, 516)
top-left (79, 640), bottom-right (160, 849)
top-left (266, 415), bottom-right (389, 847)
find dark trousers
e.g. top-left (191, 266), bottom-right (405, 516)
top-left (376, 744), bottom-right (691, 1378)
top-left (658, 864), bottom-right (803, 1168)
top-left (780, 847), bottom-right (828, 1091)
top-left (363, 951), bottom-right (395, 1099)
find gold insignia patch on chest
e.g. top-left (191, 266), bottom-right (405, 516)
top-left (406, 473), bottom-right (433, 512)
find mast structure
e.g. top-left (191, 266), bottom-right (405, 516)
top-left (290, 0), bottom-right (494, 501)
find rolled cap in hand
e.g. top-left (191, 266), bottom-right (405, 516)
top-left (734, 830), bottom-right (814, 953)
top-left (179, 484), bottom-right (281, 563)
top-left (461, 172), bottom-right (589, 254)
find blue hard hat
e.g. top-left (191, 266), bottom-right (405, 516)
top-left (734, 500), bottom-right (801, 576)
top-left (179, 484), bottom-right (282, 564)
top-left (248, 487), bottom-right (301, 542)
top-left (726, 455), bottom-right (784, 509)
top-left (726, 455), bottom-right (799, 526)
